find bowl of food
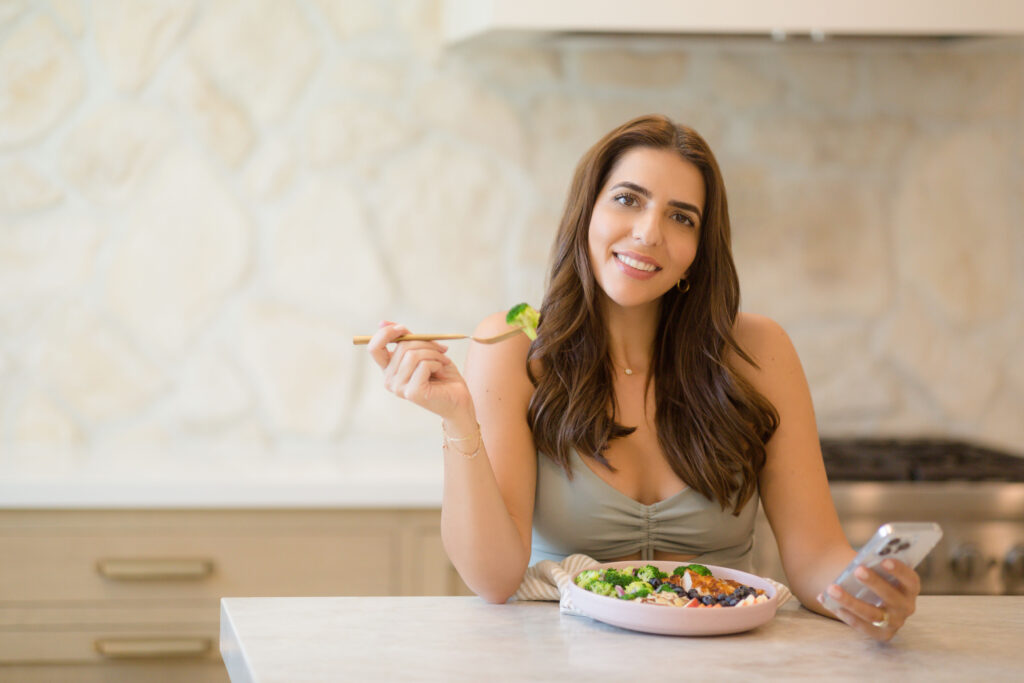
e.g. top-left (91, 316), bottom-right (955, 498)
top-left (567, 561), bottom-right (781, 636)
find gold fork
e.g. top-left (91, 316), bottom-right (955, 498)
top-left (351, 328), bottom-right (523, 346)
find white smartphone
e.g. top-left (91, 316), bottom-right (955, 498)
top-left (821, 522), bottom-right (943, 615)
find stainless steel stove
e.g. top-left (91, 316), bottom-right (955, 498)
top-left (753, 438), bottom-right (1024, 595)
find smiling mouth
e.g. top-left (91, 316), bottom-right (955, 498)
top-left (615, 253), bottom-right (660, 273)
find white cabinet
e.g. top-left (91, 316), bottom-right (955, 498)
top-left (0, 509), bottom-right (469, 682)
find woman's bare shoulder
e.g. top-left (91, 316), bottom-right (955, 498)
top-left (464, 310), bottom-right (534, 397)
top-left (728, 312), bottom-right (801, 383)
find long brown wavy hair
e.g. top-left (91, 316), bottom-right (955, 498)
top-left (527, 114), bottom-right (778, 515)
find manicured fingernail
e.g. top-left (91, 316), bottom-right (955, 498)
top-left (882, 560), bottom-right (895, 571)
top-left (855, 567), bottom-right (870, 580)
top-left (816, 593), bottom-right (824, 603)
top-left (437, 343), bottom-right (448, 351)
top-left (827, 585), bottom-right (842, 598)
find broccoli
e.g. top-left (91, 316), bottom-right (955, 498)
top-left (586, 580), bottom-right (616, 597)
top-left (575, 570), bottom-right (601, 588)
top-left (656, 583), bottom-right (676, 593)
top-left (621, 581), bottom-right (653, 600)
top-left (672, 563), bottom-right (712, 577)
top-left (505, 302), bottom-right (540, 340)
top-left (601, 569), bottom-right (635, 588)
top-left (635, 564), bottom-right (668, 582)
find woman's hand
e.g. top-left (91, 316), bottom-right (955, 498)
top-left (366, 321), bottom-right (473, 421)
top-left (818, 559), bottom-right (921, 642)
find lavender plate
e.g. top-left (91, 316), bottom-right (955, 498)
top-left (567, 561), bottom-right (779, 636)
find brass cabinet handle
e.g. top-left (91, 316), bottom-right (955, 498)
top-left (96, 558), bottom-right (214, 581)
top-left (95, 637), bottom-right (211, 659)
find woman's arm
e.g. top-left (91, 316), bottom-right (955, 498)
top-left (730, 313), bottom-right (919, 640)
top-left (367, 313), bottom-right (536, 603)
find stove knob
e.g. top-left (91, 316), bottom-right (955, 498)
top-left (1005, 544), bottom-right (1024, 581)
top-left (949, 543), bottom-right (982, 580)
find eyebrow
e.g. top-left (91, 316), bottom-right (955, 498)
top-left (610, 181), bottom-right (703, 224)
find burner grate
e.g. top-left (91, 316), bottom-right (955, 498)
top-left (819, 438), bottom-right (1024, 482)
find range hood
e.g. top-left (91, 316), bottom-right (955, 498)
top-left (443, 0), bottom-right (1024, 45)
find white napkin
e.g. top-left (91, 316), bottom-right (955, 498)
top-left (513, 554), bottom-right (793, 615)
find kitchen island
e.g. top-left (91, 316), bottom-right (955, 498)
top-left (220, 595), bottom-right (1023, 681)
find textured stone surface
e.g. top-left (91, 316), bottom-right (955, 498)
top-left (243, 139), bottom-right (297, 200)
top-left (47, 0), bottom-right (84, 35)
top-left (574, 48), bottom-right (688, 89)
top-left (104, 150), bottom-right (250, 355)
top-left (412, 75), bottom-right (524, 161)
top-left (305, 102), bottom-right (413, 169)
top-left (36, 308), bottom-right (165, 422)
top-left (268, 180), bottom-right (393, 323)
top-left (171, 352), bottom-right (251, 428)
top-left (0, 158), bottom-right (62, 210)
top-left (0, 209), bottom-right (100, 316)
top-left (702, 52), bottom-right (787, 109)
top-left (59, 102), bottom-right (173, 204)
top-left (166, 60), bottom-right (254, 167)
top-left (313, 0), bottom-right (384, 40)
top-left (13, 390), bottom-right (82, 446)
top-left (864, 49), bottom-right (1022, 119)
top-left (442, 46), bottom-right (562, 91)
top-left (238, 302), bottom-right (351, 438)
top-left (0, 13), bottom-right (84, 146)
top-left (94, 0), bottom-right (196, 91)
top-left (325, 55), bottom-right (405, 99)
top-left (376, 138), bottom-right (514, 322)
top-left (880, 300), bottom-right (1000, 424)
top-left (189, 0), bottom-right (320, 125)
top-left (734, 176), bottom-right (889, 322)
top-left (0, 1), bottom-right (27, 29)
top-left (893, 127), bottom-right (1014, 325)
top-left (3, 8), bottom-right (1023, 472)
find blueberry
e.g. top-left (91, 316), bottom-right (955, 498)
top-left (688, 589), bottom-right (699, 599)
top-left (726, 598), bottom-right (738, 607)
top-left (701, 595), bottom-right (715, 605)
top-left (650, 578), bottom-right (661, 589)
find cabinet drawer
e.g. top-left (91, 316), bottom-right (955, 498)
top-left (0, 628), bottom-right (219, 665)
top-left (0, 662), bottom-right (228, 683)
top-left (0, 510), bottom-right (438, 602)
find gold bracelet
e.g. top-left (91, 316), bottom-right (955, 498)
top-left (441, 421), bottom-right (482, 459)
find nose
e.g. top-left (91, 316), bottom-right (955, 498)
top-left (632, 211), bottom-right (662, 246)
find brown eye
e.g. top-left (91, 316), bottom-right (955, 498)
top-left (671, 212), bottom-right (695, 226)
top-left (614, 193), bottom-right (639, 207)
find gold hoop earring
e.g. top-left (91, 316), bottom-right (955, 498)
top-left (676, 278), bottom-right (690, 293)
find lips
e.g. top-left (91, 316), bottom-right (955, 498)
top-left (613, 251), bottom-right (661, 280)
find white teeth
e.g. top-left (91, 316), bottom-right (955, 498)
top-left (616, 253), bottom-right (658, 272)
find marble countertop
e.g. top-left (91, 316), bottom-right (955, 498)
top-left (220, 595), bottom-right (1024, 682)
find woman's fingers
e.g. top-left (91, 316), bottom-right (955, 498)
top-left (367, 322), bottom-right (407, 369)
top-left (818, 560), bottom-right (921, 642)
top-left (405, 358), bottom-right (444, 400)
top-left (384, 345), bottom-right (452, 397)
top-left (881, 559), bottom-right (921, 598)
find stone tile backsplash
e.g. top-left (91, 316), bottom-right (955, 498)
top-left (1, 0), bottom-right (1021, 477)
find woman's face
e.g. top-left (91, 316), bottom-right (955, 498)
top-left (587, 146), bottom-right (705, 311)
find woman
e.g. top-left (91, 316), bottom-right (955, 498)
top-left (367, 114), bottom-right (919, 641)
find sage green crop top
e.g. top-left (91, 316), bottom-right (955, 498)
top-left (529, 450), bottom-right (757, 570)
